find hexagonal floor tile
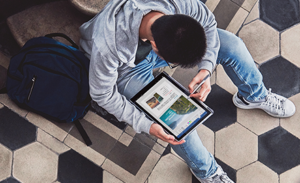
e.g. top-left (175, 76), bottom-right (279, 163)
top-left (260, 0), bottom-right (300, 31)
top-left (148, 154), bottom-right (191, 183)
top-left (58, 149), bottom-right (103, 183)
top-left (281, 93), bottom-right (300, 139)
top-left (280, 165), bottom-right (300, 183)
top-left (196, 125), bottom-right (215, 155)
top-left (13, 142), bottom-right (58, 183)
top-left (216, 123), bottom-right (257, 169)
top-left (237, 108), bottom-right (279, 135)
top-left (237, 161), bottom-right (278, 183)
top-left (259, 56), bottom-right (300, 98)
top-left (204, 84), bottom-right (237, 132)
top-left (0, 107), bottom-right (36, 151)
top-left (238, 19), bottom-right (279, 64)
top-left (258, 126), bottom-right (300, 174)
top-left (281, 23), bottom-right (300, 68)
top-left (0, 144), bottom-right (12, 181)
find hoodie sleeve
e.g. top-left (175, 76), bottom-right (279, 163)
top-left (189, 1), bottom-right (220, 74)
top-left (88, 44), bottom-right (154, 134)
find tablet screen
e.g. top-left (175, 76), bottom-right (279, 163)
top-left (131, 72), bottom-right (213, 141)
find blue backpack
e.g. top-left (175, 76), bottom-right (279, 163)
top-left (6, 33), bottom-right (92, 145)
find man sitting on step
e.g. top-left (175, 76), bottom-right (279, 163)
top-left (79, 0), bottom-right (295, 182)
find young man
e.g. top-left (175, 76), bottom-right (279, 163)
top-left (79, 0), bottom-right (295, 182)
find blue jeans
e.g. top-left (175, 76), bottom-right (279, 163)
top-left (116, 29), bottom-right (268, 179)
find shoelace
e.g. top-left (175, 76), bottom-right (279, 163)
top-left (208, 172), bottom-right (232, 183)
top-left (263, 89), bottom-right (285, 113)
top-left (220, 174), bottom-right (233, 183)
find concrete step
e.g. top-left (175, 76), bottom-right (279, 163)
top-left (7, 1), bottom-right (90, 47)
top-left (69, 0), bottom-right (110, 16)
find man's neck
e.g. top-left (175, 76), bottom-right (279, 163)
top-left (139, 11), bottom-right (164, 41)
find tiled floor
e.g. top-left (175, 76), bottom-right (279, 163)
top-left (1, 0), bottom-right (300, 182)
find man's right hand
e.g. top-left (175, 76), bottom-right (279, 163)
top-left (149, 123), bottom-right (185, 145)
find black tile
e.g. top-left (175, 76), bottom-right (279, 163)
top-left (259, 56), bottom-right (300, 98)
top-left (0, 107), bottom-right (36, 150)
top-left (204, 85), bottom-right (237, 132)
top-left (58, 149), bottom-right (103, 183)
top-left (215, 158), bottom-right (236, 182)
top-left (134, 133), bottom-right (156, 149)
top-left (69, 119), bottom-right (117, 157)
top-left (231, 0), bottom-right (246, 6)
top-left (258, 126), bottom-right (300, 174)
top-left (162, 144), bottom-right (172, 156)
top-left (107, 138), bottom-right (152, 175)
top-left (260, 0), bottom-right (300, 31)
top-left (213, 0), bottom-right (240, 29)
top-left (90, 101), bottom-right (127, 130)
top-left (0, 177), bottom-right (21, 183)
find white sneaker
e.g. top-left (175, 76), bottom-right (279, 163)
top-left (190, 166), bottom-right (234, 183)
top-left (233, 89), bottom-right (296, 118)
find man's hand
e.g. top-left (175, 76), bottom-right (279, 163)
top-left (149, 123), bottom-right (185, 145)
top-left (188, 70), bottom-right (211, 102)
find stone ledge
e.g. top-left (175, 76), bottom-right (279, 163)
top-left (69, 0), bottom-right (110, 16)
top-left (7, 1), bottom-right (90, 47)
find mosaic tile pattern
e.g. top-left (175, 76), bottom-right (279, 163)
top-left (1, 0), bottom-right (300, 182)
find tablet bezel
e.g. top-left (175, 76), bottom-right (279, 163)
top-left (130, 72), bottom-right (214, 141)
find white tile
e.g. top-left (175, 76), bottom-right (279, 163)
top-left (216, 123), bottom-right (257, 169)
top-left (0, 94), bottom-right (28, 117)
top-left (148, 154), bottom-right (191, 183)
top-left (239, 20), bottom-right (279, 64)
top-left (0, 144), bottom-right (12, 181)
top-left (237, 161), bottom-right (278, 183)
top-left (196, 124), bottom-right (215, 155)
top-left (125, 126), bottom-right (136, 137)
top-left (244, 1), bottom-right (259, 25)
top-left (226, 8), bottom-right (249, 34)
top-left (84, 111), bottom-right (123, 140)
top-left (205, 0), bottom-right (220, 12)
top-left (281, 24), bottom-right (300, 68)
top-left (280, 164), bottom-right (300, 183)
top-left (37, 128), bottom-right (70, 154)
top-left (13, 142), bottom-right (58, 183)
top-left (242, 0), bottom-right (258, 12)
top-left (119, 133), bottom-right (133, 147)
top-left (152, 143), bottom-right (165, 155)
top-left (103, 171), bottom-right (124, 183)
top-left (237, 108), bottom-right (279, 135)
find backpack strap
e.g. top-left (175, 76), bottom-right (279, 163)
top-left (45, 33), bottom-right (79, 49)
top-left (74, 119), bottom-right (92, 146)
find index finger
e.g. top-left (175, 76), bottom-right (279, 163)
top-left (188, 78), bottom-right (199, 93)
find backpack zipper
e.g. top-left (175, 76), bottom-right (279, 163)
top-left (27, 76), bottom-right (36, 102)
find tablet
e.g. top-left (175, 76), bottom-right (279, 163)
top-left (130, 72), bottom-right (214, 141)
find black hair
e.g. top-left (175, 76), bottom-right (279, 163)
top-left (151, 14), bottom-right (207, 68)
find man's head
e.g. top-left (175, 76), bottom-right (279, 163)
top-left (151, 14), bottom-right (207, 68)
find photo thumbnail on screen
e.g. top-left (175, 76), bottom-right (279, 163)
top-left (160, 95), bottom-right (197, 130)
top-left (146, 93), bottom-right (164, 109)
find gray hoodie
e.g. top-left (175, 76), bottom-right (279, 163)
top-left (79, 0), bottom-right (219, 134)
